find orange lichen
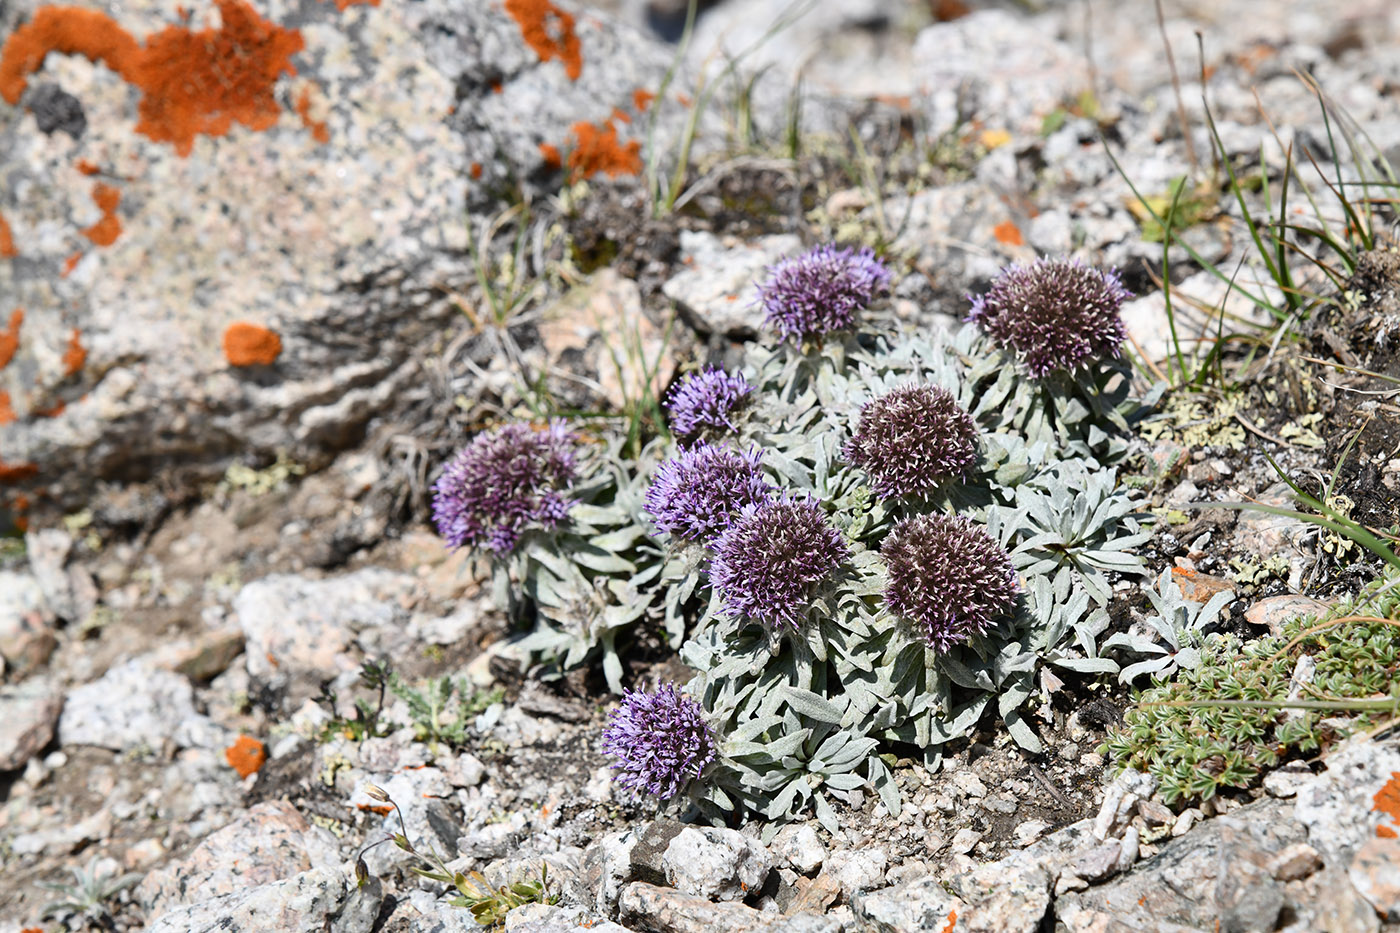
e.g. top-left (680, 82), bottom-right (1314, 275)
top-left (1375, 772), bottom-right (1400, 837)
top-left (0, 391), bottom-right (13, 425)
top-left (504, 0), bottom-right (582, 81)
top-left (611, 106), bottom-right (630, 125)
top-left (356, 802), bottom-right (393, 815)
top-left (223, 321), bottom-right (282, 366)
top-left (564, 118), bottom-right (641, 181)
top-left (632, 88), bottom-right (654, 112)
top-left (0, 309), bottom-right (22, 368)
top-left (134, 0), bottom-right (305, 156)
top-left (0, 211), bottom-right (16, 258)
top-left (62, 251), bottom-right (83, 276)
top-left (62, 329), bottom-right (86, 376)
top-left (82, 182), bottom-right (122, 246)
top-left (34, 400), bottom-right (66, 418)
top-left (940, 909), bottom-right (957, 933)
top-left (0, 0), bottom-right (307, 156)
top-left (0, 6), bottom-right (142, 105)
top-left (224, 735), bottom-right (267, 777)
top-left (295, 85), bottom-right (329, 143)
top-left (0, 458), bottom-right (39, 484)
top-left (993, 220), bottom-right (1024, 246)
top-left (469, 162), bottom-right (483, 179)
top-left (489, 79), bottom-right (503, 94)
top-left (538, 141), bottom-right (562, 169)
top-left (321, 0), bottom-right (380, 10)
top-left (75, 158), bottom-right (100, 175)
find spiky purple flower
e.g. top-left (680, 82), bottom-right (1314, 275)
top-left (665, 367), bottom-right (754, 440)
top-left (756, 244), bottom-right (892, 342)
top-left (967, 256), bottom-right (1132, 377)
top-left (882, 513), bottom-right (1018, 652)
top-left (844, 384), bottom-right (979, 499)
top-left (644, 443), bottom-right (774, 543)
top-left (601, 683), bottom-right (717, 799)
top-left (710, 495), bottom-right (850, 629)
top-left (431, 421), bottom-right (577, 554)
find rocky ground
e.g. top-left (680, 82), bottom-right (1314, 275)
top-left (2, 0), bottom-right (1400, 931)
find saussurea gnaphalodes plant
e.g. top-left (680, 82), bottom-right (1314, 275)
top-left (437, 245), bottom-right (1162, 831)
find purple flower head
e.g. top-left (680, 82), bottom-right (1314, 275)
top-left (966, 256), bottom-right (1132, 377)
top-left (431, 421), bottom-right (578, 554)
top-left (601, 683), bottom-right (717, 799)
top-left (882, 513), bottom-right (1018, 652)
top-left (665, 367), bottom-right (754, 440)
top-left (710, 495), bottom-right (850, 629)
top-left (756, 244), bottom-right (892, 342)
top-left (644, 442), bottom-right (774, 543)
top-left (844, 384), bottom-right (979, 499)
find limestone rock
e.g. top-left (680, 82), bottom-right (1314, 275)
top-left (0, 676), bottom-right (62, 770)
top-left (660, 825), bottom-right (773, 902)
top-left (144, 865), bottom-right (377, 933)
top-left (662, 231), bottom-right (802, 337)
top-left (57, 658), bottom-right (209, 753)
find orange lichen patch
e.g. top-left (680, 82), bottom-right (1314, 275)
top-left (610, 106), bottom-right (630, 125)
top-left (34, 400), bottom-right (66, 418)
top-left (564, 118), bottom-right (641, 181)
top-left (676, 92), bottom-right (691, 107)
top-left (321, 0), bottom-right (380, 10)
top-left (0, 211), bottom-right (15, 258)
top-left (75, 158), bottom-right (100, 175)
top-left (0, 391), bottom-right (13, 425)
top-left (993, 220), bottom-right (1024, 246)
top-left (62, 329), bottom-right (86, 376)
top-left (504, 0), bottom-right (582, 82)
top-left (632, 88), bottom-right (654, 112)
top-left (469, 162), bottom-right (483, 179)
top-left (0, 457), bottom-right (39, 484)
top-left (0, 1), bottom-right (307, 156)
top-left (931, 0), bottom-right (971, 21)
top-left (538, 141), bottom-right (562, 169)
top-left (133, 0), bottom-right (305, 156)
top-left (490, 79), bottom-right (503, 94)
top-left (224, 735), bottom-right (267, 778)
top-left (295, 85), bottom-right (329, 144)
top-left (1375, 772), bottom-right (1400, 837)
top-left (62, 250), bottom-right (83, 276)
top-left (223, 321), bottom-right (282, 366)
top-left (940, 909), bottom-right (958, 933)
top-left (356, 802), bottom-right (393, 815)
top-left (0, 309), bottom-right (22, 368)
top-left (0, 6), bottom-right (142, 105)
top-left (82, 182), bottom-right (122, 246)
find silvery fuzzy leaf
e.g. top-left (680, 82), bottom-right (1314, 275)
top-left (1003, 707), bottom-right (1043, 752)
top-left (824, 771), bottom-right (867, 792)
top-left (926, 694), bottom-right (991, 744)
top-left (813, 792), bottom-right (841, 835)
top-left (571, 547), bottom-right (637, 575)
top-left (780, 686), bottom-right (847, 724)
top-left (867, 755), bottom-right (902, 817)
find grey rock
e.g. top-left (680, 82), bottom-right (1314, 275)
top-left (1349, 836), bottom-right (1400, 922)
top-left (912, 10), bottom-right (1090, 138)
top-left (24, 528), bottom-right (96, 622)
top-left (0, 677), bottom-right (62, 770)
top-left (144, 865), bottom-right (376, 933)
top-left (1262, 762), bottom-right (1314, 799)
top-left (852, 875), bottom-right (964, 933)
top-left (630, 819), bottom-right (689, 886)
top-left (0, 0), bottom-right (680, 521)
top-left (662, 231), bottom-right (802, 337)
top-left (618, 882), bottom-right (838, 933)
top-left (58, 658), bottom-right (210, 753)
top-left (1216, 856), bottom-right (1284, 933)
top-left (660, 825), bottom-right (773, 902)
top-left (235, 568), bottom-right (416, 687)
top-left (823, 847), bottom-right (888, 897)
top-left (1267, 843), bottom-right (1322, 882)
top-left (772, 824), bottom-right (826, 875)
top-left (504, 903), bottom-right (629, 932)
top-left (135, 800), bottom-right (342, 916)
top-left (1294, 741), bottom-right (1400, 868)
top-left (1070, 839), bottom-right (1123, 882)
top-left (579, 828), bottom-right (640, 918)
top-left (0, 570), bottom-right (55, 677)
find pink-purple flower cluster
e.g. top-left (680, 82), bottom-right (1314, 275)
top-left (844, 384), bottom-right (979, 499)
top-left (710, 495), bottom-right (850, 629)
top-left (665, 367), bottom-right (753, 440)
top-left (967, 256), bottom-right (1131, 377)
top-left (643, 443), bottom-right (773, 543)
top-left (881, 513), bottom-right (1018, 652)
top-left (431, 421), bottom-right (577, 554)
top-left (601, 683), bottom-right (717, 799)
top-left (757, 244), bottom-right (892, 342)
